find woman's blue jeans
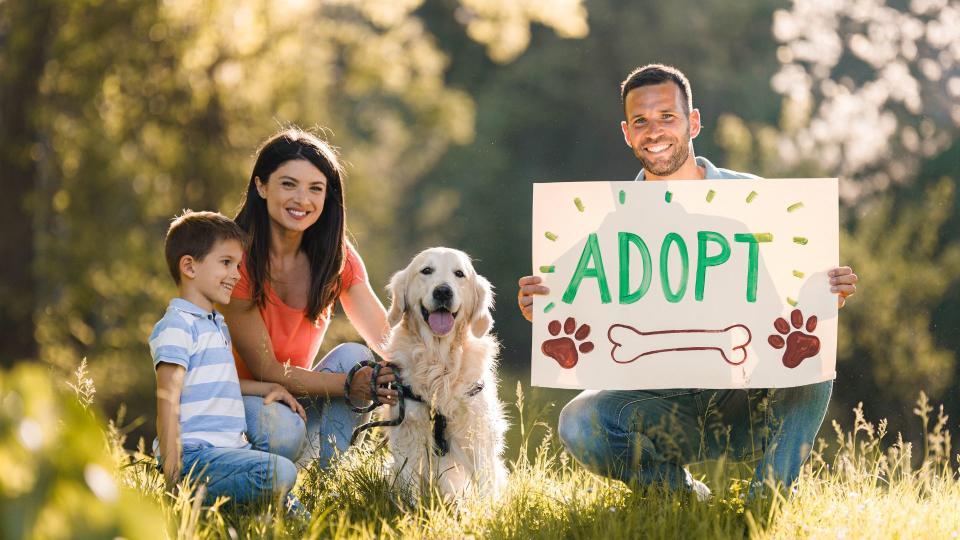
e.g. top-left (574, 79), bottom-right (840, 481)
top-left (557, 381), bottom-right (833, 493)
top-left (242, 342), bottom-right (373, 468)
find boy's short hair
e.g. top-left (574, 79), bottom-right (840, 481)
top-left (165, 210), bottom-right (246, 284)
top-left (620, 63), bottom-right (693, 114)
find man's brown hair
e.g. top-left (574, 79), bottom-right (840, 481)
top-left (164, 210), bottom-right (246, 284)
top-left (620, 63), bottom-right (693, 114)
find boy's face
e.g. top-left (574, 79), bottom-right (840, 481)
top-left (185, 238), bottom-right (244, 309)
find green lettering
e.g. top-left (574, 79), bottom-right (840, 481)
top-left (562, 233), bottom-right (612, 304)
top-left (618, 232), bottom-right (652, 304)
top-left (659, 233), bottom-right (689, 303)
top-left (734, 233), bottom-right (772, 302)
top-left (695, 231), bottom-right (731, 301)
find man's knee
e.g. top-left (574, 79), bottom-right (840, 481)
top-left (768, 380), bottom-right (833, 432)
top-left (808, 380), bottom-right (833, 405)
top-left (558, 397), bottom-right (599, 457)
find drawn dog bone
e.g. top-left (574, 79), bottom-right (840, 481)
top-left (607, 324), bottom-right (752, 366)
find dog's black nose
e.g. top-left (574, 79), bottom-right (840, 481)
top-left (433, 285), bottom-right (453, 303)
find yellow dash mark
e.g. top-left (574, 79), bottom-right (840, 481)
top-left (792, 270), bottom-right (805, 278)
top-left (746, 191), bottom-right (758, 203)
top-left (706, 189), bottom-right (716, 202)
top-left (753, 232), bottom-right (774, 242)
top-left (539, 265), bottom-right (555, 273)
top-left (787, 202), bottom-right (805, 212)
top-left (787, 297), bottom-right (798, 307)
top-left (545, 231), bottom-right (558, 241)
top-left (544, 302), bottom-right (556, 313)
top-left (574, 197), bottom-right (585, 212)
top-left (793, 236), bottom-right (809, 245)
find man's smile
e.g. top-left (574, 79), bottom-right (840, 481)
top-left (644, 142), bottom-right (672, 155)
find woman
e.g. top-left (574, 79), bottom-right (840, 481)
top-left (222, 127), bottom-right (397, 468)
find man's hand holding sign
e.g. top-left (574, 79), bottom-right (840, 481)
top-left (516, 63), bottom-right (858, 499)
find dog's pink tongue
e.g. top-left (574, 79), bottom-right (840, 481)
top-left (428, 311), bottom-right (454, 335)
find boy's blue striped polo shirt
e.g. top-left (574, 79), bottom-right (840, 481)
top-left (149, 298), bottom-right (249, 454)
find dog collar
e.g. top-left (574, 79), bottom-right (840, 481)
top-left (399, 381), bottom-right (484, 403)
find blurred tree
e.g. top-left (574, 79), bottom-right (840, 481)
top-left (714, 0), bottom-right (960, 434)
top-left (0, 0), bottom-right (58, 366)
top-left (768, 0), bottom-right (960, 200)
top-left (411, 0), bottom-right (960, 442)
top-left (412, 0), bottom-right (787, 376)
top-left (6, 0), bottom-right (957, 450)
top-left (0, 0), bottom-right (587, 437)
top-left (836, 179), bottom-right (960, 426)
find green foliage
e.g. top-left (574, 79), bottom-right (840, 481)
top-left (0, 363), bottom-right (164, 539)
top-left (702, 0), bottom-right (960, 436)
top-left (3, 0), bottom-right (959, 494)
top-left (716, 115), bottom-right (960, 436)
top-left (2, 0), bottom-right (588, 446)
top-left (414, 0), bottom-right (788, 377)
top-left (834, 179), bottom-right (960, 429)
top-left (10, 362), bottom-right (960, 538)
top-left (769, 0), bottom-right (960, 197)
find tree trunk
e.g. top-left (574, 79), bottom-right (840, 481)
top-left (0, 1), bottom-right (57, 366)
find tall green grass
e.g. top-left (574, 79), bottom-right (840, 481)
top-left (3, 362), bottom-right (959, 539)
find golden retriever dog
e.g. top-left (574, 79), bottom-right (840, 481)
top-left (383, 247), bottom-right (507, 499)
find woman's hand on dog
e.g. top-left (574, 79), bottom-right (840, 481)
top-left (349, 364), bottom-right (399, 405)
top-left (518, 275), bottom-right (551, 322)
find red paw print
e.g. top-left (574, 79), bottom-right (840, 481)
top-left (542, 317), bottom-right (594, 369)
top-left (768, 308), bottom-right (820, 369)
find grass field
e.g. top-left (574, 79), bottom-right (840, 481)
top-left (3, 362), bottom-right (959, 539)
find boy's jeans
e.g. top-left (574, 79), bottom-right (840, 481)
top-left (180, 443), bottom-right (298, 505)
top-left (557, 381), bottom-right (832, 492)
top-left (242, 342), bottom-right (374, 467)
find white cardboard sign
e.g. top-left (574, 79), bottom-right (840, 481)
top-left (531, 179), bottom-right (838, 390)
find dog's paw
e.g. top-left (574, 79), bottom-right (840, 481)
top-left (541, 317), bottom-right (594, 369)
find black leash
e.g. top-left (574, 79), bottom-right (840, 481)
top-left (344, 360), bottom-right (485, 455)
top-left (343, 360), bottom-right (405, 445)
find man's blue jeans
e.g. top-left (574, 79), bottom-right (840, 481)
top-left (180, 443), bottom-right (298, 505)
top-left (557, 381), bottom-right (832, 492)
top-left (242, 342), bottom-right (373, 468)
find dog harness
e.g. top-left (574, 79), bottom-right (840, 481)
top-left (399, 380), bottom-right (484, 456)
top-left (343, 360), bottom-right (484, 456)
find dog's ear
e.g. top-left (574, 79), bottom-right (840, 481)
top-left (387, 268), bottom-right (409, 327)
top-left (470, 274), bottom-right (494, 338)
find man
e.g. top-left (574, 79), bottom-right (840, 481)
top-left (517, 64), bottom-right (858, 499)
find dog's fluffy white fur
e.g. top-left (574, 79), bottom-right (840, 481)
top-left (383, 247), bottom-right (507, 498)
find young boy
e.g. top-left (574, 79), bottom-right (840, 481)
top-left (150, 210), bottom-right (307, 508)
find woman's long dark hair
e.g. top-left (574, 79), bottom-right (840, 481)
top-left (235, 127), bottom-right (346, 321)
